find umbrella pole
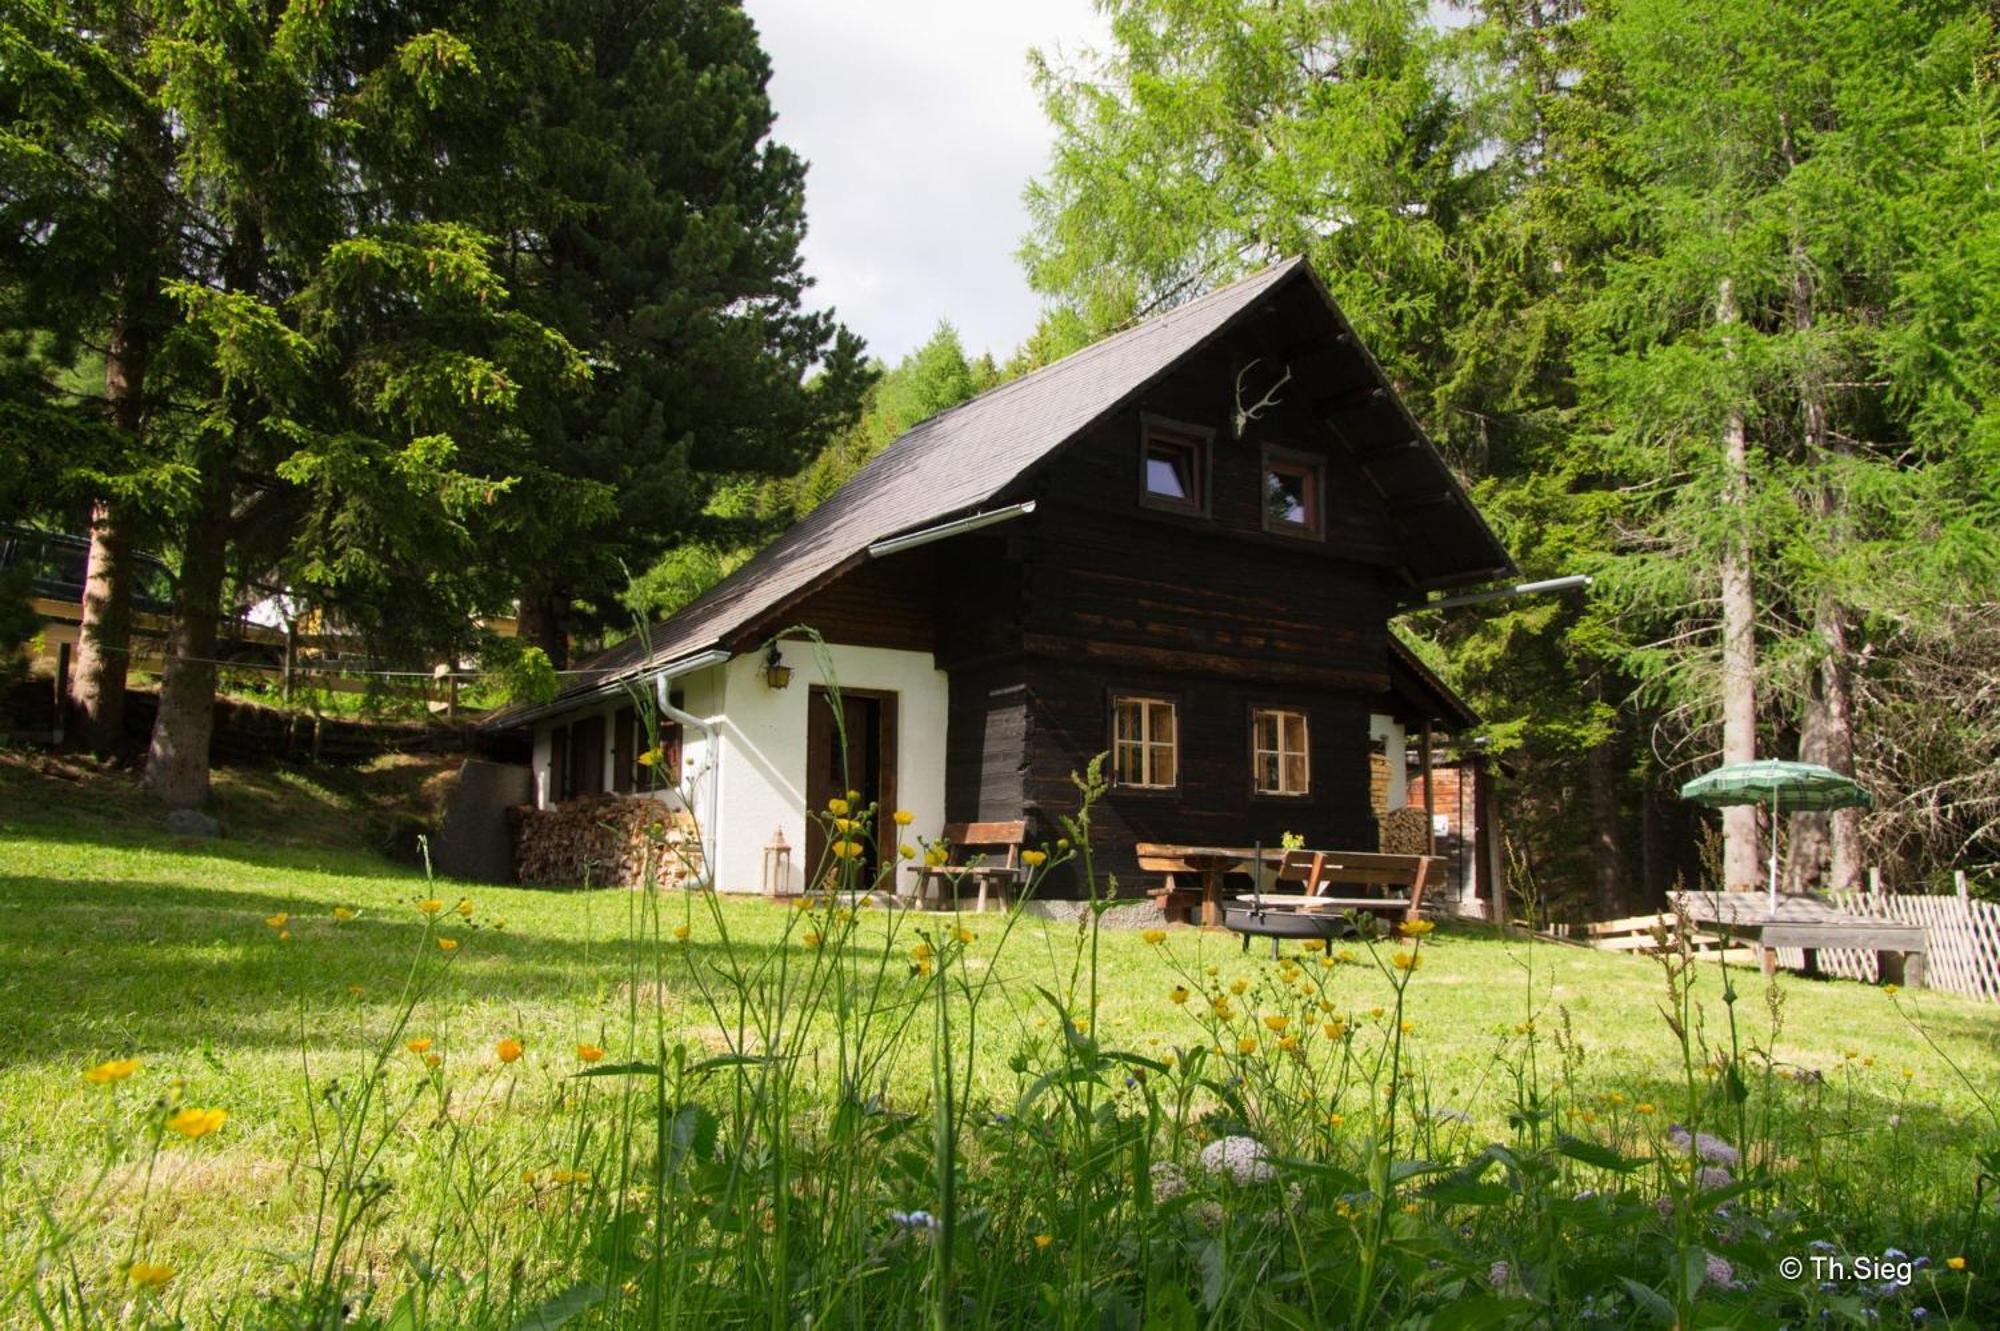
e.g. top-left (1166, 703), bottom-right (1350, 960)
top-left (1768, 788), bottom-right (1779, 915)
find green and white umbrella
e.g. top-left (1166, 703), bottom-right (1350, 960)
top-left (1679, 759), bottom-right (1873, 913)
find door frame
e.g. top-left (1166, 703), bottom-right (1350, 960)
top-left (804, 685), bottom-right (899, 887)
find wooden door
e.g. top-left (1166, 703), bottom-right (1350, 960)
top-left (804, 687), bottom-right (898, 889)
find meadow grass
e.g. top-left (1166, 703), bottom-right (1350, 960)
top-left (1, 756), bottom-right (1995, 1327)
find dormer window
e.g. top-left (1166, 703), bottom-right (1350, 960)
top-left (1140, 419), bottom-right (1210, 516)
top-left (1263, 446), bottom-right (1323, 538)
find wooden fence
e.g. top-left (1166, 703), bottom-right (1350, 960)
top-left (1805, 890), bottom-right (2000, 1002)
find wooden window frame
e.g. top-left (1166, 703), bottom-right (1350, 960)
top-left (1249, 705), bottom-right (1312, 799)
top-left (1138, 416), bottom-right (1213, 518)
top-left (1109, 692), bottom-right (1181, 792)
top-left (1260, 444), bottom-right (1325, 539)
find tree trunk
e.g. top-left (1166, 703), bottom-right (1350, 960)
top-left (516, 587), bottom-right (569, 670)
top-left (1587, 680), bottom-right (1625, 917)
top-left (1820, 601), bottom-right (1862, 889)
top-left (66, 311), bottom-right (154, 756)
top-left (1716, 277), bottom-right (1761, 892)
top-left (68, 498), bottom-right (134, 755)
top-left (142, 468), bottom-right (232, 809)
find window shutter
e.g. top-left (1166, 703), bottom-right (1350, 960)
top-left (578, 715), bottom-right (606, 796)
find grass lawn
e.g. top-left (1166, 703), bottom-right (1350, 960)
top-left (3, 755), bottom-right (1996, 1326)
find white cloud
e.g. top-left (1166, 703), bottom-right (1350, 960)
top-left (744, 0), bottom-right (1109, 364)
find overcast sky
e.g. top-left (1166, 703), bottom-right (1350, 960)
top-left (744, 0), bottom-right (1110, 366)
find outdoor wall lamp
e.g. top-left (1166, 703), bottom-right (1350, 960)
top-left (762, 642), bottom-right (793, 690)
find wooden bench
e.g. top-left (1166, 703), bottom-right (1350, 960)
top-left (1139, 848), bottom-right (1207, 924)
top-left (1268, 849), bottom-right (1435, 924)
top-left (902, 820), bottom-right (1028, 913)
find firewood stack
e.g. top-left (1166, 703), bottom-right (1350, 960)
top-left (1378, 806), bottom-right (1431, 857)
top-left (510, 796), bottom-right (705, 889)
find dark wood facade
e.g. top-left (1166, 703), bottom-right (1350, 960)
top-left (842, 290), bottom-right (1466, 891)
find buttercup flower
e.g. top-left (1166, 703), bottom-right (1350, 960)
top-left (831, 840), bottom-right (863, 860)
top-left (898, 844), bottom-right (917, 860)
top-left (924, 845), bottom-right (949, 868)
top-left (417, 899), bottom-right (443, 916)
top-left (332, 906), bottom-right (356, 922)
top-left (1169, 985), bottom-right (1190, 1005)
top-left (1033, 1233), bottom-right (1053, 1249)
top-left (456, 898), bottom-right (473, 918)
top-left (1392, 951), bottom-right (1421, 971)
top-left (576, 1043), bottom-right (605, 1063)
top-left (1230, 978), bottom-right (1248, 996)
top-left (496, 1038), bottom-right (524, 1064)
top-left (1398, 919), bottom-right (1436, 937)
top-left (84, 1058), bottom-right (140, 1084)
top-left (1947, 1257), bottom-right (1967, 1271)
top-left (264, 913), bottom-right (288, 930)
top-left (1262, 1013), bottom-right (1289, 1033)
top-left (673, 923), bottom-right (691, 941)
top-left (438, 936), bottom-right (459, 952)
top-left (406, 1038), bottom-right (433, 1054)
top-left (803, 931), bottom-right (824, 948)
top-left (1021, 849), bottom-right (1047, 867)
top-left (128, 1261), bottom-right (174, 1290)
top-left (424, 1053), bottom-right (442, 1069)
top-left (893, 809), bottom-right (915, 826)
top-left (1142, 929), bottom-right (1167, 946)
top-left (1236, 1037), bottom-right (1259, 1055)
top-left (909, 941), bottom-right (934, 962)
top-left (954, 927), bottom-right (976, 944)
top-left (347, 984), bottom-right (366, 997)
top-left (166, 1106), bottom-right (228, 1139)
top-left (826, 797), bottom-right (849, 816)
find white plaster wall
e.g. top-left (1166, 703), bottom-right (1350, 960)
top-left (1369, 713), bottom-right (1408, 811)
top-left (709, 643), bottom-right (948, 894)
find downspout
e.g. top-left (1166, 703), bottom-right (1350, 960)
top-left (657, 665), bottom-right (725, 889)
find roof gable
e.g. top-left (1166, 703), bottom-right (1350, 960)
top-left (504, 257), bottom-right (1511, 723)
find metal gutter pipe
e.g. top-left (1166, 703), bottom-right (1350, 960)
top-left (865, 501), bottom-right (1037, 559)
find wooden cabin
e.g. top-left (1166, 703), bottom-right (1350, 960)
top-left (492, 258), bottom-right (1513, 897)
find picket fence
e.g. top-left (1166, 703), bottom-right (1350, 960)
top-left (1801, 890), bottom-right (2000, 1002)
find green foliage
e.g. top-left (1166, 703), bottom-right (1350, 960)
top-left (481, 639), bottom-right (558, 708)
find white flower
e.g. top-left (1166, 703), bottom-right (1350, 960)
top-left (1488, 1261), bottom-right (1511, 1290)
top-left (1199, 1135), bottom-right (1276, 1185)
top-left (1190, 1200), bottom-right (1225, 1229)
top-left (1150, 1161), bottom-right (1188, 1201)
top-left (1703, 1253), bottom-right (1734, 1288)
top-left (889, 1209), bottom-right (939, 1232)
top-left (1696, 1166), bottom-right (1734, 1190)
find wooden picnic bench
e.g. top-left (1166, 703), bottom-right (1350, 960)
top-left (902, 820), bottom-right (1027, 913)
top-left (1138, 843), bottom-right (1434, 929)
top-left (1223, 848), bottom-right (1436, 952)
top-left (1671, 890), bottom-right (1928, 988)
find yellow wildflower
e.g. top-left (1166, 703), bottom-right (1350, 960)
top-left (924, 845), bottom-right (949, 867)
top-left (417, 899), bottom-right (443, 916)
top-left (1302, 939), bottom-right (1326, 953)
top-left (1169, 985), bottom-right (1190, 1005)
top-left (1635, 1102), bottom-right (1656, 1115)
top-left (264, 913), bottom-right (288, 930)
top-left (1237, 1037), bottom-right (1259, 1055)
top-left (1033, 1233), bottom-right (1053, 1249)
top-left (1021, 849), bottom-right (1048, 867)
top-left (635, 747), bottom-right (661, 768)
top-left (576, 1043), bottom-right (605, 1063)
top-left (438, 936), bottom-right (459, 952)
top-left (424, 1053), bottom-right (442, 1069)
top-left (1947, 1256), bottom-right (1967, 1271)
top-left (1230, 978), bottom-right (1249, 996)
top-left (1278, 1035), bottom-right (1299, 1051)
top-left (803, 931), bottom-right (824, 948)
top-left (84, 1057), bottom-right (141, 1084)
top-left (456, 898), bottom-right (473, 918)
top-left (1397, 919), bottom-right (1436, 937)
top-left (496, 1038), bottom-right (524, 1064)
top-left (954, 927), bottom-right (976, 944)
top-left (1262, 1014), bottom-right (1289, 1033)
top-left (406, 1038), bottom-right (433, 1054)
top-left (1392, 951), bottom-right (1421, 971)
top-left (127, 1261), bottom-right (174, 1291)
top-left (1142, 928), bottom-right (1167, 945)
top-left (278, 929), bottom-right (291, 940)
top-left (827, 797), bottom-right (849, 816)
top-left (1369, 1007), bottom-right (1386, 1020)
top-left (165, 1106), bottom-right (228, 1139)
top-left (332, 906), bottom-right (356, 922)
top-left (347, 984), bottom-right (366, 997)
top-left (1323, 1022), bottom-right (1346, 1040)
top-left (673, 923), bottom-right (690, 941)
top-left (1205, 964), bottom-right (1220, 977)
top-left (1400, 1021), bottom-right (1415, 1034)
top-left (847, 788), bottom-right (861, 801)
top-left (910, 941), bottom-right (934, 962)
top-left (899, 844), bottom-right (916, 859)
top-left (893, 809), bottom-right (915, 826)
top-left (1328, 1112), bottom-right (1346, 1127)
top-left (1884, 984), bottom-right (1900, 996)
top-left (831, 839), bottom-right (863, 860)
top-left (913, 959), bottom-right (934, 978)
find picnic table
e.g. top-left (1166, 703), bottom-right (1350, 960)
top-left (1136, 844), bottom-right (1280, 927)
top-left (1671, 890), bottom-right (1928, 988)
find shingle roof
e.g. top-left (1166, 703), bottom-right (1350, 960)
top-left (495, 256), bottom-right (1508, 728)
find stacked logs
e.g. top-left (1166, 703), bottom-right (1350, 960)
top-left (509, 795), bottom-right (705, 889)
top-left (1378, 806), bottom-right (1431, 857)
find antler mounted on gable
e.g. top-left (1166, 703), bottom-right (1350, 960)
top-left (1232, 358), bottom-right (1293, 439)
